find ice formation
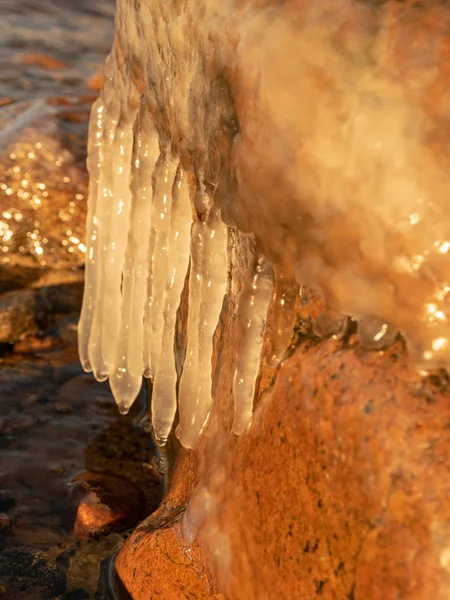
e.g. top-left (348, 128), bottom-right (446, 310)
top-left (233, 255), bottom-right (273, 435)
top-left (79, 0), bottom-right (450, 449)
top-left (78, 46), bottom-right (266, 449)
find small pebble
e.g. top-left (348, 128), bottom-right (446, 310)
top-left (70, 472), bottom-right (145, 538)
top-left (0, 515), bottom-right (11, 532)
top-left (14, 334), bottom-right (61, 354)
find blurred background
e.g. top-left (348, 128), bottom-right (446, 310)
top-left (0, 3), bottom-right (164, 599)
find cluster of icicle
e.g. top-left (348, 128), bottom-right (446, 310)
top-left (77, 82), bottom-right (280, 450)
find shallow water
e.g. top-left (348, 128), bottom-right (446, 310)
top-left (0, 2), bottom-right (165, 598)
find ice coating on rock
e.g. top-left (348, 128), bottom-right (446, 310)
top-left (230, 2), bottom-right (450, 370)
top-left (79, 0), bottom-right (450, 447)
top-left (233, 255), bottom-right (274, 435)
top-left (267, 272), bottom-right (299, 368)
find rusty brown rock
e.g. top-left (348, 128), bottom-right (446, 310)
top-left (115, 449), bottom-right (221, 599)
top-left (116, 285), bottom-right (450, 600)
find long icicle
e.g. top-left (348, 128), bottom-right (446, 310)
top-left (87, 57), bottom-right (121, 381)
top-left (151, 165), bottom-right (193, 444)
top-left (143, 152), bottom-right (175, 378)
top-left (99, 100), bottom-right (138, 374)
top-left (147, 153), bottom-right (179, 379)
top-left (177, 195), bottom-right (228, 449)
top-left (233, 255), bottom-right (274, 435)
top-left (109, 116), bottom-right (160, 413)
top-left (78, 97), bottom-right (105, 372)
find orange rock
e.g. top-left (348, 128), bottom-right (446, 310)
top-left (115, 282), bottom-right (450, 599)
top-left (18, 53), bottom-right (67, 71)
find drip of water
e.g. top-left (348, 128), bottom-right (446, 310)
top-left (313, 310), bottom-right (349, 340)
top-left (358, 316), bottom-right (398, 352)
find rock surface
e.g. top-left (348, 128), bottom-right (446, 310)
top-left (0, 547), bottom-right (66, 599)
top-left (115, 286), bottom-right (450, 599)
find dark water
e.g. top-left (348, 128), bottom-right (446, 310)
top-left (0, 2), bottom-right (164, 598)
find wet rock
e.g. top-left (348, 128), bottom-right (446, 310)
top-left (70, 473), bottom-right (146, 538)
top-left (116, 281), bottom-right (450, 600)
top-left (13, 333), bottom-right (62, 354)
top-left (0, 289), bottom-right (46, 342)
top-left (0, 276), bottom-right (83, 343)
top-left (0, 547), bottom-right (66, 598)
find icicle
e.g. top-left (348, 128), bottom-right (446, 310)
top-left (77, 97), bottom-right (105, 372)
top-left (176, 195), bottom-right (228, 449)
top-left (109, 118), bottom-right (160, 414)
top-left (144, 153), bottom-right (179, 380)
top-left (99, 108), bottom-right (138, 377)
top-left (267, 272), bottom-right (299, 367)
top-left (151, 166), bottom-right (192, 444)
top-left (233, 256), bottom-right (274, 436)
top-left (86, 62), bottom-right (122, 381)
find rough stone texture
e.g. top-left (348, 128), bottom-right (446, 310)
top-left (0, 547), bottom-right (66, 599)
top-left (115, 449), bottom-right (222, 599)
top-left (115, 280), bottom-right (450, 600)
